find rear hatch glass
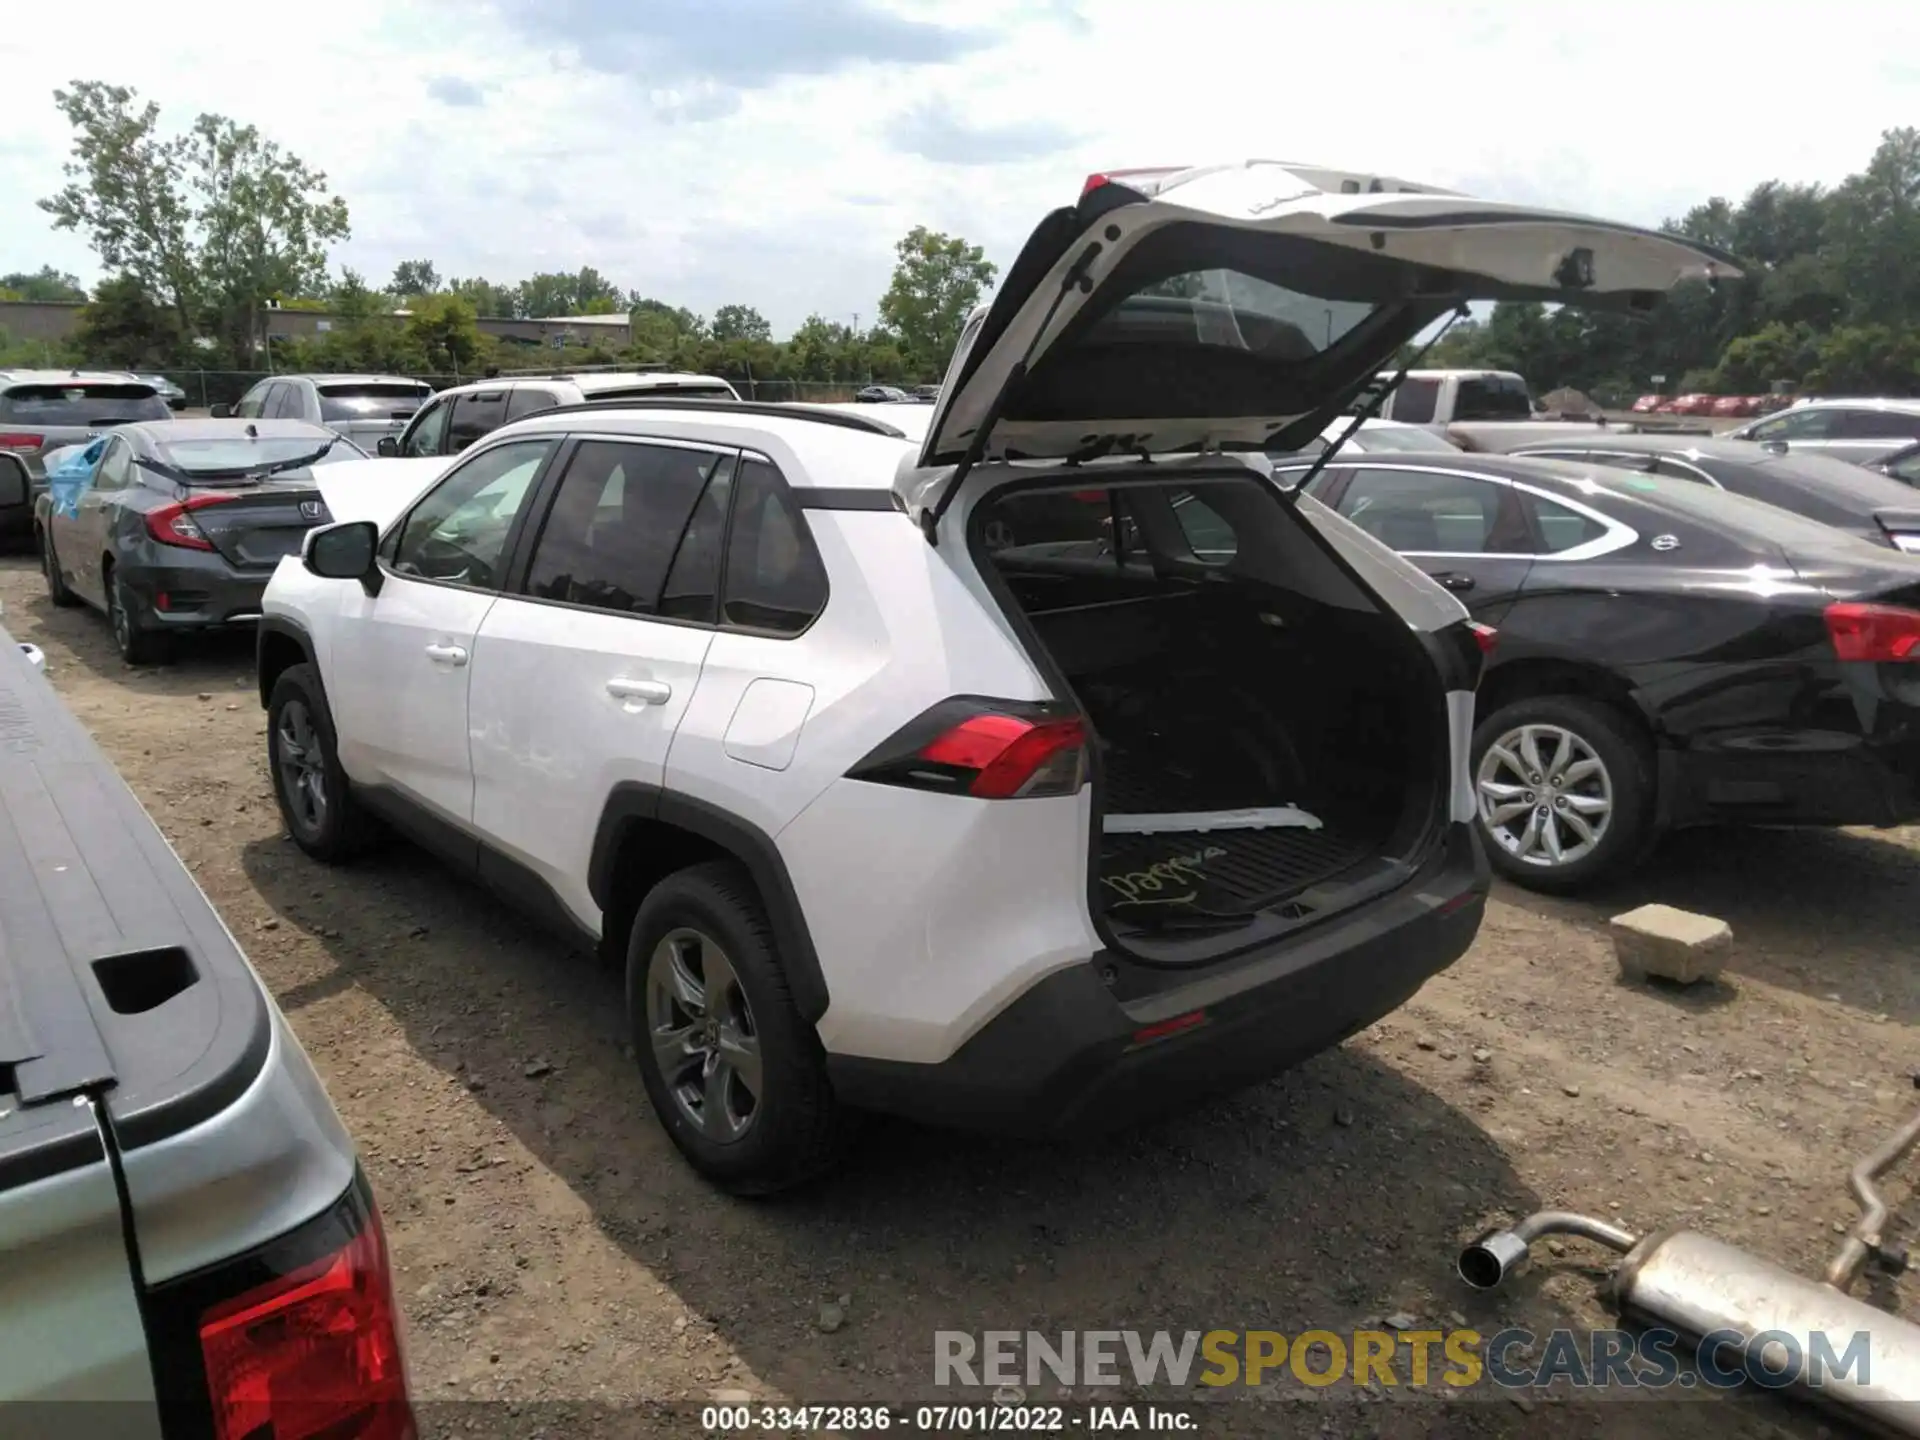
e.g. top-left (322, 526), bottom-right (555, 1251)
top-left (0, 384), bottom-right (170, 424)
top-left (317, 384), bottom-right (432, 422)
top-left (155, 435), bottom-right (357, 475)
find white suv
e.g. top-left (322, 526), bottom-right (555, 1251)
top-left (255, 162), bottom-right (1731, 1192)
top-left (379, 368), bottom-right (740, 459)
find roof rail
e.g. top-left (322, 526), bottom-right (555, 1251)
top-left (511, 396), bottom-right (909, 439)
top-left (489, 362), bottom-right (669, 378)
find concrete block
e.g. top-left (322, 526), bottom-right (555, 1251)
top-left (1610, 903), bottom-right (1732, 986)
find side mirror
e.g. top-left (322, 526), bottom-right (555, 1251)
top-left (303, 520), bottom-right (382, 595)
top-left (376, 435), bottom-right (399, 457)
top-left (209, 403), bottom-right (233, 419)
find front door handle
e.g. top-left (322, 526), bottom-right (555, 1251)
top-left (424, 642), bottom-right (468, 665)
top-left (607, 678), bottom-right (671, 705)
top-left (1432, 572), bottom-right (1476, 593)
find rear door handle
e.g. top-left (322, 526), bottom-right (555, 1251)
top-left (424, 642), bottom-right (468, 665)
top-left (1432, 572), bottom-right (1476, 593)
top-left (607, 678), bottom-right (671, 705)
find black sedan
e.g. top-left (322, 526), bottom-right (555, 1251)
top-left (1268, 452), bottom-right (1920, 892)
top-left (33, 419), bottom-right (358, 665)
top-left (1499, 433), bottom-right (1920, 553)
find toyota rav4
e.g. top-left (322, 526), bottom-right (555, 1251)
top-left (254, 162), bottom-right (1734, 1192)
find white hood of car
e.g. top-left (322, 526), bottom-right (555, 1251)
top-left (312, 455), bottom-right (454, 533)
top-left (897, 160), bottom-right (1738, 524)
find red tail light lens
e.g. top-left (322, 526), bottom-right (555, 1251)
top-left (850, 700), bottom-right (1088, 799)
top-left (147, 492), bottom-right (239, 551)
top-left (1825, 602), bottom-right (1920, 662)
top-left (0, 432), bottom-right (45, 451)
top-left (1081, 167), bottom-right (1187, 197)
top-left (1469, 621), bottom-right (1498, 654)
top-left (199, 1206), bottom-right (414, 1440)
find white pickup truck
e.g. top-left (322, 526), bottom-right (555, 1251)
top-left (1356, 368), bottom-right (1706, 451)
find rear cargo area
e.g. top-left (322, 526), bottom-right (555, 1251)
top-left (974, 476), bottom-right (1446, 959)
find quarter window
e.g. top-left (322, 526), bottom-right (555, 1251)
top-left (1528, 496), bottom-right (1609, 553)
top-left (388, 438), bottom-right (555, 589)
top-left (1650, 457), bottom-right (1714, 484)
top-left (522, 440), bottom-right (730, 617)
top-left (720, 458), bottom-right (829, 634)
top-left (1335, 468), bottom-right (1525, 554)
top-left (96, 438), bottom-right (135, 489)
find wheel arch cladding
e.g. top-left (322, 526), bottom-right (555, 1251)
top-left (589, 782), bottom-right (830, 1024)
top-left (257, 619), bottom-right (317, 709)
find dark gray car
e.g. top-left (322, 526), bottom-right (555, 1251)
top-left (0, 632), bottom-right (413, 1438)
top-left (33, 419), bottom-right (360, 664)
top-left (0, 371), bottom-right (173, 538)
top-left (217, 374), bottom-right (433, 452)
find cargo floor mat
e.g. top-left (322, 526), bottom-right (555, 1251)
top-left (1097, 824), bottom-right (1375, 931)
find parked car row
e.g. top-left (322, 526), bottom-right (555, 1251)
top-left (1631, 393), bottom-right (1792, 418)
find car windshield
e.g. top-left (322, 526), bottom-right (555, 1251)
top-left (1103, 269), bottom-right (1376, 358)
top-left (155, 435), bottom-right (361, 476)
top-left (317, 383), bottom-right (432, 421)
top-left (0, 383), bottom-right (171, 424)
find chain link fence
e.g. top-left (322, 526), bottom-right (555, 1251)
top-left (147, 370), bottom-right (879, 412)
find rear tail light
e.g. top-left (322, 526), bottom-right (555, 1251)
top-left (849, 698), bottom-right (1088, 799)
top-left (1082, 167), bottom-right (1188, 198)
top-left (1824, 601), bottom-right (1920, 662)
top-left (199, 1198), bottom-right (414, 1440)
top-left (1468, 621), bottom-right (1498, 654)
top-left (147, 492), bottom-right (240, 551)
top-left (0, 432), bottom-right (44, 452)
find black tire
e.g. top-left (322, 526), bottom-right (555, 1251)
top-left (266, 662), bottom-right (380, 862)
top-left (626, 861), bottom-right (844, 1194)
top-left (1470, 693), bottom-right (1656, 894)
top-left (40, 526), bottom-right (80, 608)
top-left (106, 566), bottom-right (170, 665)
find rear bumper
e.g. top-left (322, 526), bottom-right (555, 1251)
top-left (120, 561), bottom-right (271, 627)
top-left (826, 822), bottom-right (1488, 1136)
top-left (1661, 734), bottom-right (1920, 829)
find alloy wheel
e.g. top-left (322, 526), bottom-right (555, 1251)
top-left (1476, 722), bottom-right (1614, 868)
top-left (274, 699), bottom-right (330, 834)
top-left (645, 927), bottom-right (763, 1143)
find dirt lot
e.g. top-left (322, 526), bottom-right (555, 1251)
top-left (4, 552), bottom-right (1915, 1439)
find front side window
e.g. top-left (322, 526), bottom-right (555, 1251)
top-left (402, 398), bottom-right (452, 457)
top-left (1750, 407), bottom-right (1838, 441)
top-left (721, 458), bottom-right (829, 634)
top-left (235, 382), bottom-right (271, 419)
top-left (388, 438), bottom-right (555, 589)
top-left (447, 391), bottom-right (508, 452)
top-left (1336, 468), bottom-right (1524, 554)
top-left (522, 440), bottom-right (729, 616)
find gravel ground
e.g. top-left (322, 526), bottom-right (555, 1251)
top-left (3, 552), bottom-right (1914, 1439)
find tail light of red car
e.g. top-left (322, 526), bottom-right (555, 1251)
top-left (0, 432), bottom-right (45, 452)
top-left (150, 1171), bottom-right (415, 1440)
top-left (848, 698), bottom-right (1088, 799)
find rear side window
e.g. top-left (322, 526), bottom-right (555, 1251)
top-left (1840, 409), bottom-right (1920, 441)
top-left (0, 383), bottom-right (170, 423)
top-left (1388, 378), bottom-right (1440, 424)
top-left (506, 386), bottom-right (563, 421)
top-left (1527, 496), bottom-right (1608, 553)
top-left (721, 458), bottom-right (829, 634)
top-left (318, 383), bottom-right (431, 422)
top-left (269, 385), bottom-right (305, 420)
top-left (1336, 468), bottom-right (1525, 553)
top-left (1173, 494), bottom-right (1236, 562)
top-left (448, 391), bottom-right (508, 452)
top-left (1452, 376), bottom-right (1532, 420)
top-left (523, 440), bottom-right (730, 617)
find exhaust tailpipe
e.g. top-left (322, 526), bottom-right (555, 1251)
top-left (1458, 1099), bottom-right (1920, 1436)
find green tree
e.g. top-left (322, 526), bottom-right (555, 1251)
top-left (877, 226), bottom-right (996, 377)
top-left (0, 266), bottom-right (88, 301)
top-left (72, 273), bottom-right (186, 367)
top-left (449, 276), bottom-right (518, 317)
top-left (38, 80), bottom-right (349, 361)
top-left (390, 259), bottom-right (440, 297)
top-left (403, 292), bottom-right (483, 371)
top-left (711, 304), bottom-right (771, 343)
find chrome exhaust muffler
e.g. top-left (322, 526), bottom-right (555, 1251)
top-left (1459, 1099), bottom-right (1920, 1436)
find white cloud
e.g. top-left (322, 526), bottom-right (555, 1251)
top-left (0, 0), bottom-right (1914, 333)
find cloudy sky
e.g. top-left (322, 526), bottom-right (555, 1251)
top-left (2, 1), bottom-right (1915, 334)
